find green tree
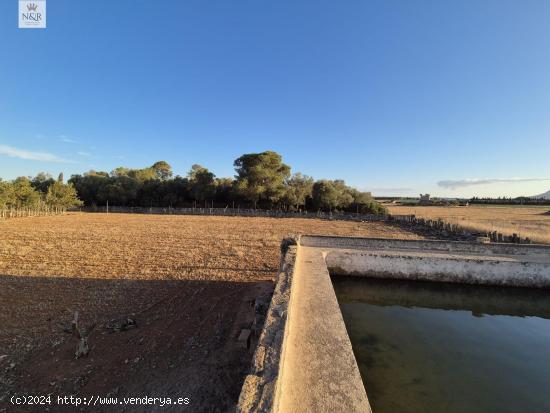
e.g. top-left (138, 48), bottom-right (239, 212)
top-left (332, 180), bottom-right (354, 209)
top-left (64, 159), bottom-right (387, 213)
top-left (348, 188), bottom-right (387, 215)
top-left (311, 180), bottom-right (339, 211)
top-left (111, 166), bottom-right (156, 182)
top-left (284, 173), bottom-right (313, 210)
top-left (128, 168), bottom-right (156, 182)
top-left (69, 171), bottom-right (110, 206)
top-left (12, 177), bottom-right (41, 207)
top-left (233, 151), bottom-right (291, 208)
top-left (45, 181), bottom-right (83, 209)
top-left (151, 161), bottom-right (173, 181)
top-left (31, 172), bottom-right (55, 194)
top-left (87, 170), bottom-right (110, 178)
top-left (188, 164), bottom-right (216, 202)
top-left (214, 177), bottom-right (234, 206)
top-left (110, 167), bottom-right (131, 177)
top-left (0, 180), bottom-right (15, 208)
top-left (98, 176), bottom-right (139, 205)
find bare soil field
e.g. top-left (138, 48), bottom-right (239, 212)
top-left (388, 205), bottom-right (550, 244)
top-left (0, 213), bottom-right (419, 412)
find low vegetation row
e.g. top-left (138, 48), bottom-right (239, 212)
top-left (469, 196), bottom-right (550, 206)
top-left (0, 151), bottom-right (387, 215)
top-left (0, 173), bottom-right (81, 211)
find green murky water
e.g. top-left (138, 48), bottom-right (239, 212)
top-left (332, 277), bottom-right (550, 413)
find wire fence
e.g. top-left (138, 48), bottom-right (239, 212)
top-left (389, 214), bottom-right (533, 244)
top-left (79, 205), bottom-right (391, 222)
top-left (0, 206), bottom-right (67, 219)
top-left (0, 205), bottom-right (533, 244)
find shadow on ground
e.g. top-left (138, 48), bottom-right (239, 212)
top-left (0, 275), bottom-right (273, 412)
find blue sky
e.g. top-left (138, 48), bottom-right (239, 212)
top-left (1, 0), bottom-right (549, 197)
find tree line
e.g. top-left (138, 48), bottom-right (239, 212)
top-left (0, 172), bottom-right (82, 210)
top-left (1, 151), bottom-right (387, 214)
top-left (469, 196), bottom-right (550, 206)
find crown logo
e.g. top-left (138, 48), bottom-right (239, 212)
top-left (26, 3), bottom-right (38, 11)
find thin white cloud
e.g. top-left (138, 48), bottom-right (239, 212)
top-left (59, 134), bottom-right (76, 143)
top-left (77, 151), bottom-right (91, 157)
top-left (438, 178), bottom-right (550, 190)
top-left (0, 144), bottom-right (71, 163)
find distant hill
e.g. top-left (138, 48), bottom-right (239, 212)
top-left (533, 190), bottom-right (550, 200)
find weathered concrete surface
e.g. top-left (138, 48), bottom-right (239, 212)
top-left (300, 235), bottom-right (550, 258)
top-left (301, 235), bottom-right (550, 288)
top-left (275, 246), bottom-right (371, 413)
top-left (237, 245), bottom-right (296, 412)
top-left (325, 248), bottom-right (550, 288)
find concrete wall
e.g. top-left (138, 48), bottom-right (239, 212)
top-left (320, 237), bottom-right (550, 288)
top-left (237, 241), bottom-right (371, 413)
top-left (300, 235), bottom-right (550, 257)
top-left (326, 251), bottom-right (550, 288)
top-left (237, 236), bottom-right (550, 413)
top-left (274, 245), bottom-right (371, 413)
top-left (238, 246), bottom-right (297, 412)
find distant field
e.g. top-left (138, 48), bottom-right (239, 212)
top-left (388, 205), bottom-right (550, 244)
top-left (0, 212), bottom-right (420, 281)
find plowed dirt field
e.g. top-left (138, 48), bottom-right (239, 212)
top-left (0, 213), bottom-right (419, 412)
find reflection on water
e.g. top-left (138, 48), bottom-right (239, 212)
top-left (332, 277), bottom-right (550, 413)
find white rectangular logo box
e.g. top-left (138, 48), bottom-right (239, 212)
top-left (19, 1), bottom-right (46, 29)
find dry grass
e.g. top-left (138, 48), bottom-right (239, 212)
top-left (388, 205), bottom-right (550, 244)
top-left (0, 212), bottom-right (420, 281)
